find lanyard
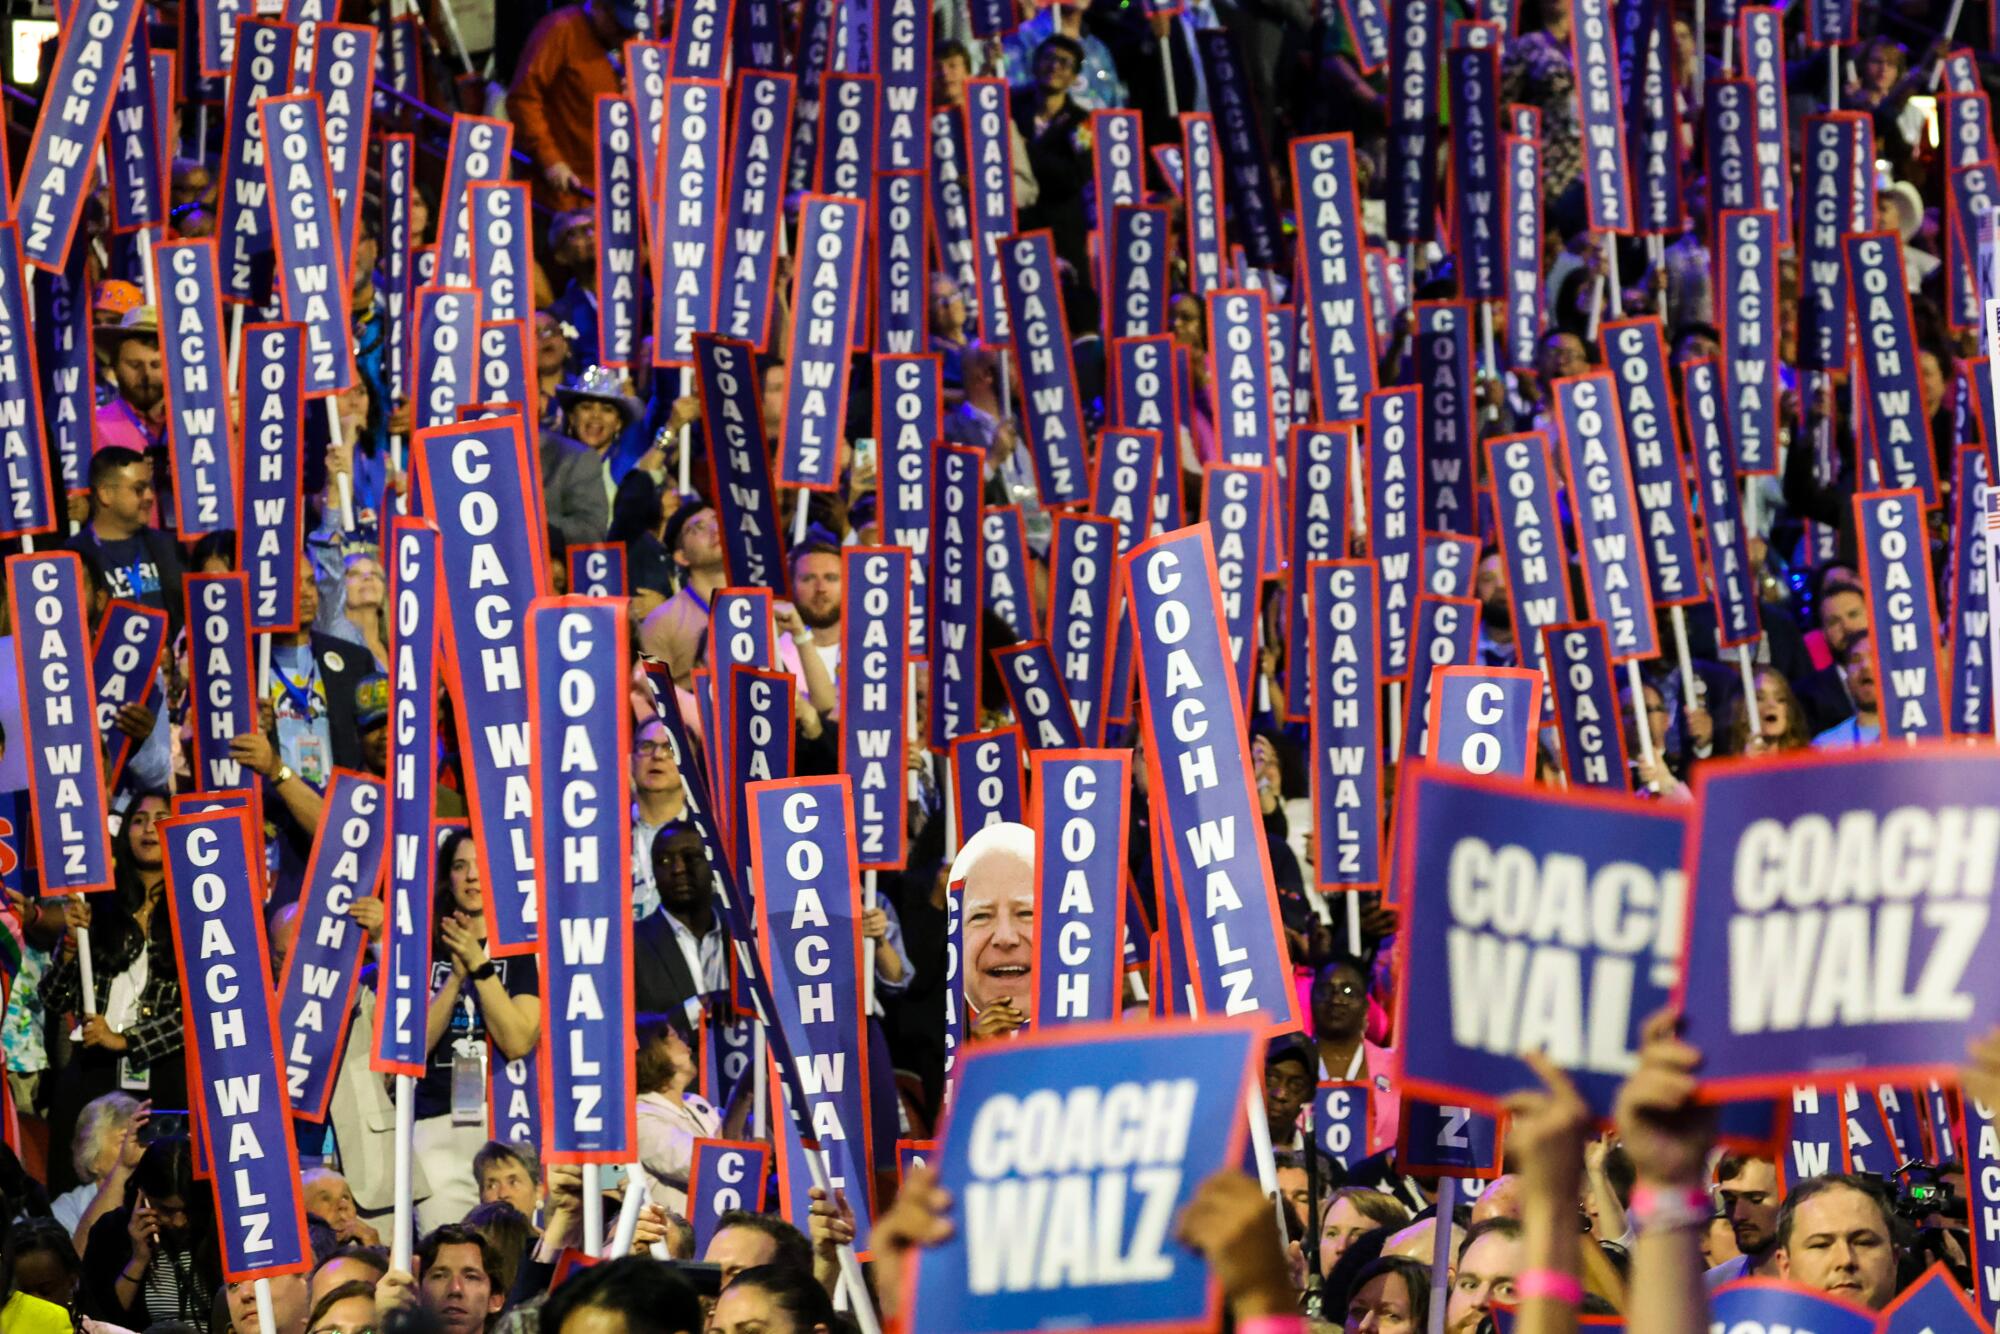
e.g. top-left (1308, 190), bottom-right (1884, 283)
top-left (272, 652), bottom-right (318, 718)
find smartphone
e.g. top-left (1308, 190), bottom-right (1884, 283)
top-left (140, 1110), bottom-right (189, 1145)
top-left (598, 1163), bottom-right (629, 1194)
top-left (852, 437), bottom-right (877, 474)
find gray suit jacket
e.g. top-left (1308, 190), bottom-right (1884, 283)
top-left (328, 988), bottom-right (433, 1214)
top-left (541, 431), bottom-right (612, 549)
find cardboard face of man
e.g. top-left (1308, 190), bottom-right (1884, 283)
top-left (961, 845), bottom-right (1034, 1015)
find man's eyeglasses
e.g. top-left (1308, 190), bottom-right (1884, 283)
top-left (635, 742), bottom-right (675, 758)
top-left (1320, 981), bottom-right (1363, 999)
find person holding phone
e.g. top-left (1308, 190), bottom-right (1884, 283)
top-left (78, 1138), bottom-right (220, 1332)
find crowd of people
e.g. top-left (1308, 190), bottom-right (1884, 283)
top-left (0, 0), bottom-right (1989, 1328)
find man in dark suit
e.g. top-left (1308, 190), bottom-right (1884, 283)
top-left (1012, 36), bottom-right (1096, 277)
top-left (633, 822), bottom-right (730, 1022)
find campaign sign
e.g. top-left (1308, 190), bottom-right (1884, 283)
top-left (983, 506), bottom-right (1035, 643)
top-left (711, 592), bottom-right (778, 827)
top-left (783, 0), bottom-right (839, 200)
top-left (1285, 427), bottom-right (1352, 719)
top-left (417, 418), bottom-right (549, 954)
top-left (91, 601), bottom-right (167, 791)
top-left (1806, 0), bottom-right (1854, 43)
top-left (593, 98), bottom-right (642, 368)
top-left (995, 642), bottom-right (1083, 752)
top-left (625, 39), bottom-right (668, 236)
top-left (1718, 211), bottom-right (1780, 475)
top-left (527, 600), bottom-right (636, 1161)
top-left (1555, 373), bottom-right (1658, 660)
top-left (1950, 165), bottom-right (2000, 334)
top-left (778, 195), bottom-right (864, 490)
top-left (1569, 0), bottom-right (1633, 231)
top-left (929, 444), bottom-right (985, 751)
top-left (1417, 303), bottom-right (1476, 534)
top-left (276, 770), bottom-right (386, 1120)
top-left (962, 81), bottom-right (1018, 344)
top-left (1448, 28), bottom-right (1504, 299)
top-left (874, 170), bottom-right (928, 354)
top-left (1107, 205), bottom-right (1171, 340)
top-left (309, 22), bottom-right (374, 264)
top-left (655, 78), bottom-right (726, 366)
top-left (750, 777), bottom-right (877, 1242)
top-left (215, 18), bottom-right (297, 305)
top-left (1678, 749), bottom-right (2000, 1095)
top-left (999, 231), bottom-right (1090, 507)
top-left (951, 728), bottom-right (1026, 836)
top-left (1385, 0), bottom-right (1441, 241)
top-left (107, 40), bottom-right (163, 233)
top-left (1707, 1282), bottom-right (1875, 1334)
top-left (1485, 434), bottom-right (1574, 678)
top-left (160, 808), bottom-right (312, 1280)
top-left (259, 95), bottom-right (355, 396)
top-left (1030, 750), bottom-right (1130, 1027)
top-left (1048, 515), bottom-right (1117, 744)
top-left (372, 520), bottom-right (438, 1077)
top-left (1843, 1084), bottom-right (1898, 1175)
top-left (1126, 527), bottom-right (1300, 1030)
top-left (1403, 594), bottom-right (1480, 762)
top-left (1880, 1265), bottom-right (1989, 1333)
top-left (689, 1139), bottom-right (770, 1259)
top-left (1426, 667), bottom-right (1543, 778)
top-left (1370, 388), bottom-right (1424, 680)
top-left (36, 247), bottom-right (94, 494)
top-left (1194, 30), bottom-right (1285, 273)
top-left (378, 134), bottom-right (414, 404)
top-left (1624, 0), bottom-right (1683, 233)
top-left (473, 322), bottom-right (530, 418)
top-left (1683, 358), bottom-right (1762, 648)
top-left (1800, 114), bottom-right (1873, 372)
top-left (1310, 561), bottom-right (1383, 891)
top-left (1854, 490), bottom-right (1944, 739)
top-left (1203, 464), bottom-right (1269, 707)
top-left (1782, 1084), bottom-right (1849, 1185)
top-left (1876, 1084), bottom-right (1924, 1160)
top-left (1423, 533), bottom-right (1480, 597)
top-left (1846, 231), bottom-right (1940, 505)
top-left (1945, 90), bottom-right (1996, 168)
top-left (412, 285), bottom-right (482, 432)
top-left (1291, 136), bottom-right (1376, 422)
top-left (1598, 320), bottom-right (1700, 611)
top-left (187, 573), bottom-right (255, 792)
top-left (566, 544), bottom-right (626, 599)
top-left (1707, 80), bottom-right (1755, 219)
top-left (466, 182), bottom-right (530, 328)
top-left (16, 0), bottom-right (145, 271)
top-left (1092, 112), bottom-right (1143, 265)
top-left (1396, 1099), bottom-right (1503, 1177)
top-left (1925, 1080), bottom-right (1956, 1162)
top-left (1315, 1083), bottom-right (1373, 1168)
top-left (155, 240), bottom-right (238, 537)
top-left (7, 553), bottom-right (113, 891)
top-left (840, 547), bottom-right (910, 870)
top-left (905, 1020), bottom-right (1256, 1331)
top-left (0, 225), bottom-right (50, 539)
top-left (1543, 622), bottom-right (1630, 791)
top-left (874, 354), bottom-right (937, 653)
top-left (1397, 768), bottom-right (1685, 1117)
top-left (1966, 1096), bottom-right (2000, 1325)
top-left (435, 115), bottom-right (512, 289)
top-left (817, 73), bottom-right (877, 205)
top-left (693, 334), bottom-right (787, 594)
top-left (874, 0), bottom-right (926, 170)
top-left (239, 323), bottom-right (304, 630)
top-left (930, 108), bottom-right (978, 319)
top-left (490, 1042), bottom-right (540, 1152)
top-left (1950, 450), bottom-right (1989, 738)
top-left (1505, 131), bottom-right (1544, 367)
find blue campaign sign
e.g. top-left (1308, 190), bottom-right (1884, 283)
top-left (1854, 489), bottom-right (1944, 739)
top-left (995, 642), bottom-right (1082, 752)
top-left (1881, 1264), bottom-right (1990, 1333)
top-left (1426, 667), bottom-right (1543, 777)
top-left (816, 73), bottom-right (877, 204)
top-left (1049, 515), bottom-right (1117, 744)
top-left (964, 80), bottom-right (1018, 340)
top-left (1286, 426), bottom-right (1352, 720)
top-left (1397, 1099), bottom-right (1503, 1177)
top-left (1846, 231), bottom-right (1941, 505)
top-left (1385, 0), bottom-right (1441, 242)
top-left (1599, 319), bottom-right (1701, 607)
top-left (17, 0), bottom-right (145, 272)
top-left (373, 519), bottom-right (439, 1077)
top-left (930, 443), bottom-right (985, 750)
top-left (1737, 7), bottom-right (1791, 230)
top-left (527, 600), bottom-right (636, 1162)
top-left (1126, 527), bottom-right (1299, 1030)
top-left (951, 728), bottom-right (1026, 836)
top-left (1394, 767), bottom-right (1686, 1116)
top-left (435, 115), bottom-right (513, 289)
top-left (260, 94), bottom-right (355, 396)
top-left (1719, 211), bottom-right (1779, 475)
top-left (1208, 290), bottom-right (1274, 466)
top-left (1485, 433), bottom-right (1574, 679)
top-left (1926, 1080), bottom-right (1956, 1163)
top-left (840, 547), bottom-right (910, 870)
top-left (779, 195), bottom-right (864, 490)
top-left (1314, 1082), bottom-right (1372, 1170)
top-left (874, 0), bottom-right (925, 170)
top-left (725, 664), bottom-right (793, 882)
top-left (1708, 1281), bottom-right (1876, 1334)
top-left (412, 286), bottom-right (483, 432)
top-left (1782, 1084), bottom-right (1849, 1187)
top-left (160, 807), bottom-right (312, 1280)
top-left (91, 600), bottom-right (167, 791)
top-left (158, 240), bottom-right (238, 536)
top-left (469, 182), bottom-right (530, 326)
top-left (717, 72), bottom-right (793, 348)
top-left (906, 1020), bottom-right (1257, 1332)
top-left (1092, 111), bottom-right (1145, 258)
top-left (1555, 372), bottom-right (1658, 660)
top-left (1543, 622), bottom-right (1630, 791)
top-left (1336, 0), bottom-right (1388, 67)
top-left (1031, 750), bottom-right (1130, 1027)
top-left (35, 246), bottom-right (94, 494)
top-left (1417, 302), bottom-right (1476, 534)
top-left (595, 96), bottom-right (642, 368)
top-left (1290, 135), bottom-right (1376, 422)
top-left (1800, 114), bottom-right (1872, 372)
top-left (1625, 0), bottom-right (1682, 234)
top-left (1194, 30), bottom-right (1284, 273)
top-left (1950, 450), bottom-right (1989, 738)
top-left (1403, 594), bottom-right (1479, 762)
top-left (689, 1139), bottom-right (769, 1259)
top-left (8, 553), bottom-right (114, 892)
top-left (1310, 561), bottom-right (1382, 891)
top-left (626, 39), bottom-right (668, 243)
top-left (216, 19), bottom-right (295, 304)
top-left (1875, 1084), bottom-right (1925, 1161)
top-left (749, 777), bottom-right (876, 1247)
top-left (277, 770), bottom-right (385, 1122)
top-left (1571, 0), bottom-right (1632, 231)
top-left (473, 321), bottom-right (529, 419)
top-left (188, 573), bottom-right (255, 792)
top-left (0, 224), bottom-right (51, 541)
top-left (489, 1041), bottom-right (541, 1154)
top-left (694, 334), bottom-right (787, 595)
top-left (1708, 80), bottom-right (1755, 219)
top-left (874, 170), bottom-right (927, 354)
top-left (1370, 388), bottom-right (1424, 680)
top-left (1182, 114), bottom-right (1228, 294)
top-left (1203, 463), bottom-right (1269, 708)
top-left (1679, 749), bottom-right (2000, 1098)
top-left (566, 543), bottom-right (626, 599)
top-left (656, 77), bottom-right (726, 366)
top-left (240, 322), bottom-right (304, 631)
top-left (1946, 163), bottom-right (1998, 333)
top-left (1966, 1095), bottom-right (2000, 1325)
top-left (1108, 204), bottom-right (1171, 340)
top-left (417, 418), bottom-right (548, 955)
top-left (874, 354), bottom-right (936, 654)
top-left (377, 134), bottom-right (414, 404)
top-left (982, 505), bottom-right (1035, 644)
top-left (1843, 1085), bottom-right (1898, 1175)
top-left (1505, 131), bottom-right (1544, 368)
top-left (309, 22), bottom-right (374, 264)
top-left (1000, 231), bottom-right (1090, 506)
top-left (1684, 357), bottom-right (1762, 648)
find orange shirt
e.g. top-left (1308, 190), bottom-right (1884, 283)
top-left (508, 5), bottom-right (622, 212)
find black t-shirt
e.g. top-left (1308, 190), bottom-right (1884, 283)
top-left (71, 528), bottom-right (186, 637)
top-left (414, 952), bottom-right (540, 1120)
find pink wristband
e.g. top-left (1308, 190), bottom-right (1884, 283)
top-left (1235, 1318), bottom-right (1307, 1334)
top-left (1627, 1182), bottom-right (1712, 1233)
top-left (1514, 1269), bottom-right (1584, 1306)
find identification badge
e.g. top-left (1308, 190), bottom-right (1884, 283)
top-left (451, 1040), bottom-right (486, 1124)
